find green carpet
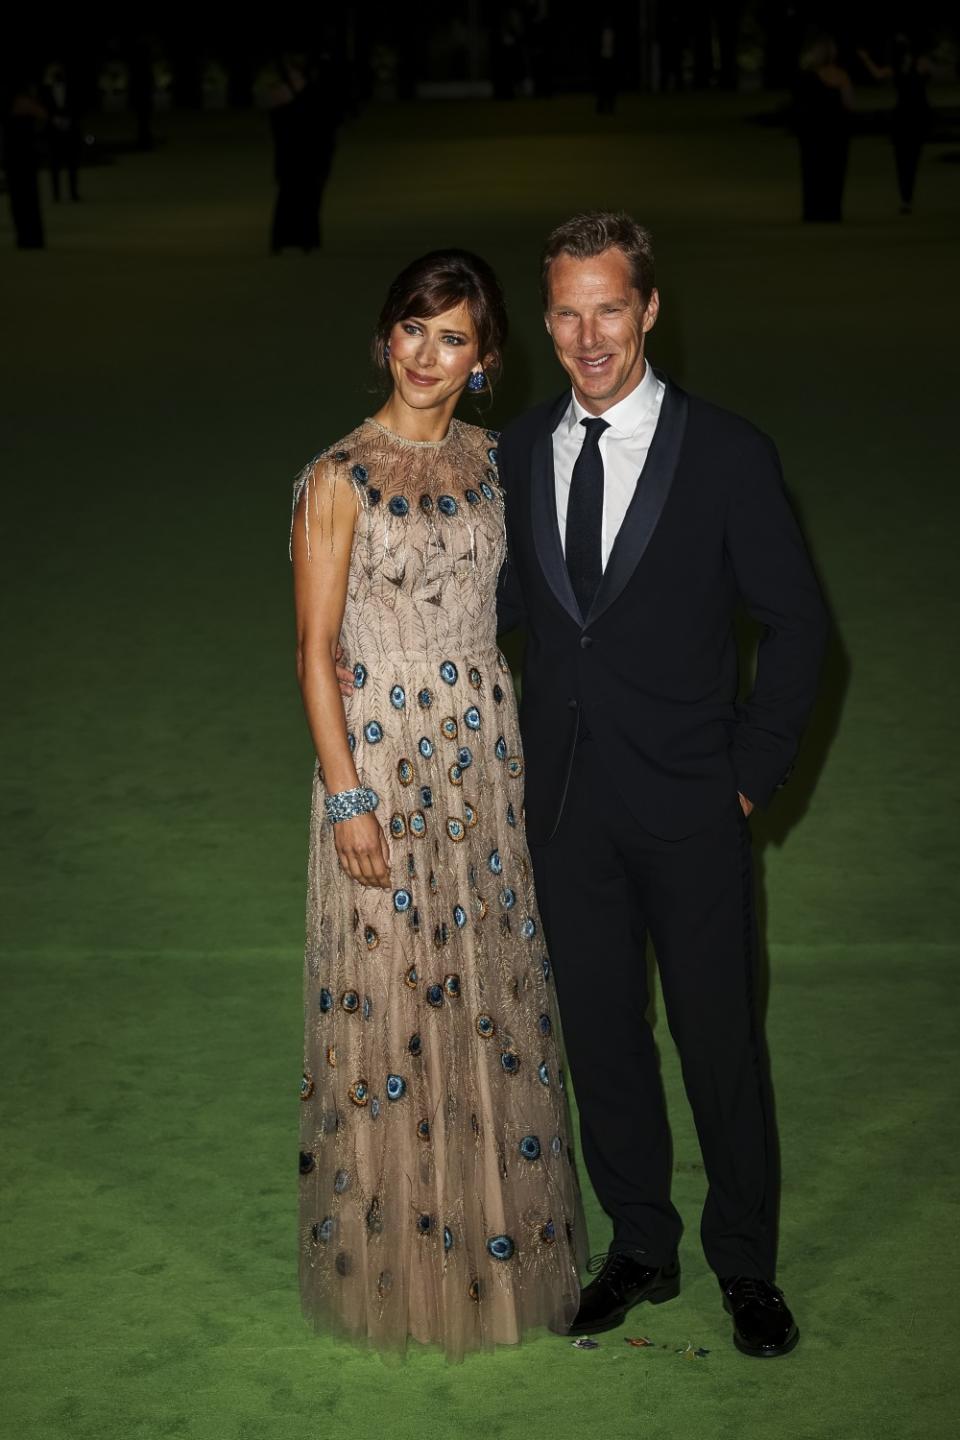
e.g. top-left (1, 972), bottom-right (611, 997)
top-left (2, 93), bottom-right (958, 1439)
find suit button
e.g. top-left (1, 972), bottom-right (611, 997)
top-left (580, 635), bottom-right (593, 649)
top-left (567, 698), bottom-right (578, 710)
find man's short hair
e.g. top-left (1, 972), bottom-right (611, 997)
top-left (540, 212), bottom-right (656, 309)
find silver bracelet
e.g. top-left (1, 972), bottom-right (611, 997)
top-left (324, 786), bottom-right (379, 825)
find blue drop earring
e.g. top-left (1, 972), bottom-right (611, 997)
top-left (467, 369), bottom-right (486, 393)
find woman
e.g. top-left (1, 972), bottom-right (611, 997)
top-left (290, 250), bottom-right (584, 1360)
top-left (794, 34), bottom-right (854, 223)
top-left (858, 35), bottom-right (934, 215)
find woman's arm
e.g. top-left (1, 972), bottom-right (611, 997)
top-left (856, 49), bottom-right (893, 81)
top-left (292, 465), bottom-right (391, 888)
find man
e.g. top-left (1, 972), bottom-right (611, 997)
top-left (496, 212), bottom-right (827, 1357)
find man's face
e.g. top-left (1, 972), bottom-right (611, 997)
top-left (545, 248), bottom-right (659, 414)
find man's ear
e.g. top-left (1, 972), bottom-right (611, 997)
top-left (642, 288), bottom-right (660, 334)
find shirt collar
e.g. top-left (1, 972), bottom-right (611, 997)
top-left (566, 359), bottom-right (659, 438)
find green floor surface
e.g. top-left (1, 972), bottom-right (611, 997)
top-left (2, 94), bottom-right (959, 1439)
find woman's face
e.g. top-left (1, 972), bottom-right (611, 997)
top-left (386, 302), bottom-right (484, 412)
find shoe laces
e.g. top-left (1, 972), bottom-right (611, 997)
top-left (726, 1276), bottom-right (783, 1307)
top-left (586, 1251), bottom-right (639, 1282)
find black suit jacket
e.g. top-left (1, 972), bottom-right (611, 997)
top-left (496, 372), bottom-right (829, 844)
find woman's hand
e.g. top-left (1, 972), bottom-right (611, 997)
top-left (335, 643), bottom-right (355, 698)
top-left (334, 812), bottom-right (392, 888)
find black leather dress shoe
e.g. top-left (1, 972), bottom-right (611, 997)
top-left (720, 1276), bottom-right (799, 1357)
top-left (563, 1252), bottom-right (681, 1336)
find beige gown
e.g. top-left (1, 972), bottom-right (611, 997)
top-left (291, 416), bottom-right (584, 1360)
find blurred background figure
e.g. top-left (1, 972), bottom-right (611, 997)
top-left (3, 76), bottom-right (47, 249)
top-left (793, 33), bottom-right (854, 223)
top-left (858, 34), bottom-right (934, 215)
top-left (128, 33), bottom-right (157, 151)
top-left (42, 61), bottom-right (82, 203)
top-left (595, 15), bottom-right (618, 115)
top-left (261, 51), bottom-right (341, 255)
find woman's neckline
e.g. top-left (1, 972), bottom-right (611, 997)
top-left (363, 416), bottom-right (458, 449)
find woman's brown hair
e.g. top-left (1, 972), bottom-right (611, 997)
top-left (372, 249), bottom-right (508, 392)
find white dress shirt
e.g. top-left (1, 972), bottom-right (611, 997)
top-left (553, 360), bottom-right (665, 567)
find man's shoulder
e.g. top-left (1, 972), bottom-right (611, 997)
top-left (682, 387), bottom-right (776, 461)
top-left (500, 393), bottom-right (568, 452)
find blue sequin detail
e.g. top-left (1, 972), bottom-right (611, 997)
top-left (353, 663), bottom-right (368, 688)
top-left (410, 812), bottom-right (426, 836)
top-left (437, 495), bottom-right (458, 516)
top-left (487, 1234), bottom-right (514, 1261)
top-left (351, 464), bottom-right (368, 483)
top-left (541, 1220), bottom-right (557, 1243)
top-left (426, 983), bottom-right (444, 1007)
top-left (319, 988), bottom-right (333, 1012)
top-left (398, 758), bottom-right (414, 783)
top-left (542, 955), bottom-right (551, 981)
top-left (386, 1074), bottom-right (406, 1101)
top-left (521, 918), bottom-right (537, 940)
top-left (388, 495), bottom-right (409, 517)
top-left (480, 482), bottom-right (495, 501)
top-left (453, 905), bottom-right (467, 929)
top-left (333, 450), bottom-right (348, 462)
top-left (334, 1169), bottom-right (350, 1193)
top-left (370, 1096), bottom-right (382, 1118)
top-left (367, 488), bottom-right (381, 505)
top-left (538, 1013), bottom-right (551, 1036)
top-left (476, 1014), bottom-right (495, 1037)
top-left (390, 685), bottom-right (406, 709)
top-left (341, 989), bottom-right (359, 1012)
top-left (500, 888), bottom-right (516, 910)
top-left (447, 818), bottom-right (465, 842)
top-left (501, 1050), bottom-right (520, 1074)
top-left (364, 721), bottom-right (383, 744)
top-left (493, 684), bottom-right (504, 703)
top-left (488, 850), bottom-right (502, 875)
top-left (444, 973), bottom-right (461, 997)
top-left (495, 736), bottom-right (507, 760)
top-left (314, 1217), bottom-right (334, 1243)
top-left (506, 804), bottom-right (516, 827)
top-left (519, 1135), bottom-right (541, 1161)
top-left (418, 688), bottom-right (432, 708)
top-left (463, 707), bottom-right (481, 730)
top-left (420, 786), bottom-right (433, 808)
top-left (538, 1062), bottom-right (550, 1086)
top-left (551, 1135), bottom-right (562, 1157)
top-left (363, 995), bottom-right (373, 1020)
top-left (440, 661), bottom-right (458, 685)
top-left (394, 890), bottom-right (412, 912)
top-left (487, 448), bottom-right (498, 465)
top-left (417, 1214), bottom-right (433, 1235)
top-left (408, 1032), bottom-right (422, 1056)
top-left (444, 1226), bottom-right (454, 1251)
top-left (347, 732), bottom-right (356, 753)
top-left (486, 430), bottom-right (500, 441)
top-left (465, 489), bottom-right (481, 505)
top-left (419, 494), bottom-right (433, 513)
top-left (457, 747), bottom-right (473, 769)
top-left (419, 737), bottom-right (434, 758)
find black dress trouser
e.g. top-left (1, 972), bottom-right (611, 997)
top-left (529, 736), bottom-right (779, 1281)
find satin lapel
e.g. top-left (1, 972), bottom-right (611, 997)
top-left (585, 378), bottom-right (689, 627)
top-left (530, 392), bottom-right (582, 625)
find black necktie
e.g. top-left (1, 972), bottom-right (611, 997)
top-left (565, 417), bottom-right (608, 619)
